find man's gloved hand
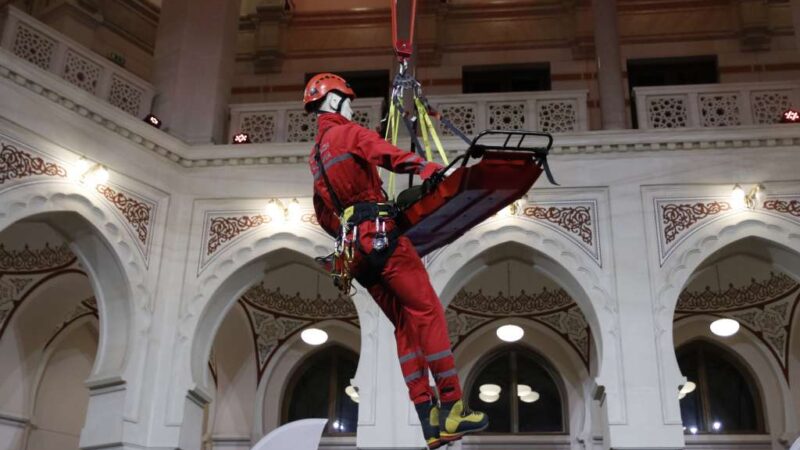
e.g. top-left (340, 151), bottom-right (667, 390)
top-left (422, 168), bottom-right (446, 193)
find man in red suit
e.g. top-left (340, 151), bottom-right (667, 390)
top-left (304, 73), bottom-right (488, 449)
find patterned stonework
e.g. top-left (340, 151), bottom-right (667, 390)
top-left (0, 243), bottom-right (76, 273)
top-left (519, 200), bottom-right (601, 266)
top-left (661, 201), bottom-right (731, 244)
top-left (207, 214), bottom-right (271, 256)
top-left (447, 289), bottom-right (591, 369)
top-left (96, 184), bottom-right (152, 244)
top-left (237, 283), bottom-right (358, 381)
top-left (301, 213), bottom-right (319, 226)
top-left (522, 205), bottom-right (593, 245)
top-left (763, 199), bottom-right (800, 219)
top-left (675, 272), bottom-right (800, 379)
top-left (0, 143), bottom-right (68, 184)
top-left (241, 283), bottom-right (357, 319)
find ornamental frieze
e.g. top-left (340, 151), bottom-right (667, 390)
top-left (654, 197), bottom-right (735, 265)
top-left (763, 198), bottom-right (800, 220)
top-left (518, 200), bottom-right (601, 266)
top-left (0, 143), bottom-right (68, 184)
top-left (207, 214), bottom-right (271, 256)
top-left (241, 283), bottom-right (357, 319)
top-left (96, 184), bottom-right (153, 246)
top-left (451, 288), bottom-right (574, 316)
top-left (676, 272), bottom-right (796, 312)
top-left (661, 201), bottom-right (731, 244)
top-left (0, 242), bottom-right (76, 273)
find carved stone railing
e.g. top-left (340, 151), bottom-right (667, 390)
top-left (0, 6), bottom-right (155, 118)
top-left (228, 98), bottom-right (384, 144)
top-left (634, 81), bottom-right (800, 129)
top-left (228, 90), bottom-right (589, 143)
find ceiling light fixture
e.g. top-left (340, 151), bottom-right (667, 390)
top-left (76, 158), bottom-right (109, 186)
top-left (496, 324), bottom-right (524, 342)
top-left (300, 328), bottom-right (328, 345)
top-left (478, 392), bottom-right (500, 403)
top-left (519, 391), bottom-right (540, 403)
top-left (479, 384), bottom-right (501, 395)
top-left (731, 184), bottom-right (765, 210)
top-left (710, 318), bottom-right (740, 337)
top-left (232, 132), bottom-right (251, 144)
top-left (143, 113), bottom-right (162, 129)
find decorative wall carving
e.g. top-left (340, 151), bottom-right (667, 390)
top-left (300, 213), bottom-right (319, 226)
top-left (751, 91), bottom-right (791, 125)
top-left (661, 201), bottom-right (731, 244)
top-left (0, 143), bottom-right (68, 184)
top-left (439, 104), bottom-right (476, 137)
top-left (62, 49), bottom-right (102, 94)
top-left (646, 96), bottom-right (688, 128)
top-left (488, 102), bottom-right (525, 131)
top-left (286, 111), bottom-right (316, 142)
top-left (242, 283), bottom-right (357, 319)
top-left (12, 23), bottom-right (55, 70)
top-left (518, 200), bottom-right (601, 266)
top-left (699, 94), bottom-right (741, 127)
top-left (763, 198), bottom-right (800, 218)
top-left (240, 112), bottom-right (277, 143)
top-left (108, 75), bottom-right (143, 117)
top-left (537, 100), bottom-right (577, 133)
top-left (675, 272), bottom-right (800, 379)
top-left (96, 184), bottom-right (152, 245)
top-left (0, 242), bottom-right (76, 273)
top-left (522, 205), bottom-right (592, 245)
top-left (236, 283), bottom-right (358, 381)
top-left (207, 214), bottom-right (271, 256)
top-left (447, 288), bottom-right (591, 369)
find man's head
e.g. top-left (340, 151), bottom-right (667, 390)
top-left (303, 73), bottom-right (356, 120)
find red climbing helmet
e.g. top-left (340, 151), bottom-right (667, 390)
top-left (303, 73), bottom-right (356, 112)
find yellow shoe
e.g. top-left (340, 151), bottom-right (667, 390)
top-left (414, 400), bottom-right (444, 449)
top-left (439, 399), bottom-right (489, 442)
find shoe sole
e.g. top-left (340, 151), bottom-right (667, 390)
top-left (427, 439), bottom-right (445, 449)
top-left (439, 421), bottom-right (490, 443)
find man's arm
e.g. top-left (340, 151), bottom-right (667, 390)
top-left (351, 125), bottom-right (444, 179)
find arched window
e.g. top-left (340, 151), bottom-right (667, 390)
top-left (677, 341), bottom-right (764, 434)
top-left (466, 346), bottom-right (566, 433)
top-left (282, 345), bottom-right (359, 434)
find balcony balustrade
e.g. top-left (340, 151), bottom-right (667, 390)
top-left (228, 90), bottom-right (589, 144)
top-left (0, 6), bottom-right (155, 119)
top-left (634, 81), bottom-right (800, 130)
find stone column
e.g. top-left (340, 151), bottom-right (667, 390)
top-left (352, 294), bottom-right (424, 449)
top-left (793, 0), bottom-right (800, 51)
top-left (591, 0), bottom-right (627, 130)
top-left (152, 0), bottom-right (242, 145)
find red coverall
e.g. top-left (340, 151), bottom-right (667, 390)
top-left (310, 113), bottom-right (463, 405)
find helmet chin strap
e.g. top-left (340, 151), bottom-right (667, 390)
top-left (318, 92), bottom-right (353, 121)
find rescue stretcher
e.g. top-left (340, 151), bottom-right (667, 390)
top-left (395, 129), bottom-right (555, 257)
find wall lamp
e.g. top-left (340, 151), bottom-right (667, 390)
top-left (75, 157), bottom-right (109, 185)
top-left (731, 184), bottom-right (765, 210)
top-left (264, 198), bottom-right (301, 223)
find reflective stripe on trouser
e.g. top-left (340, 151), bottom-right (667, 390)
top-left (362, 236), bottom-right (463, 404)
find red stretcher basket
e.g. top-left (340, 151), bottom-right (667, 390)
top-left (397, 130), bottom-right (556, 257)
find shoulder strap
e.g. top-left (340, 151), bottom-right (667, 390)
top-left (313, 126), bottom-right (345, 214)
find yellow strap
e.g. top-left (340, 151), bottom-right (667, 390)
top-left (415, 98), bottom-right (434, 162)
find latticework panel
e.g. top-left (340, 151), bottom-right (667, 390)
top-left (439, 104), bottom-right (477, 137)
top-left (352, 109), bottom-right (372, 129)
top-left (240, 113), bottom-right (276, 143)
top-left (61, 50), bottom-right (102, 94)
top-left (646, 96), bottom-right (688, 128)
top-left (751, 91), bottom-right (791, 124)
top-left (699, 93), bottom-right (740, 127)
top-left (12, 23), bottom-right (55, 70)
top-left (108, 75), bottom-right (143, 117)
top-left (286, 111), bottom-right (317, 142)
top-left (537, 100), bottom-right (577, 133)
top-left (488, 102), bottom-right (525, 131)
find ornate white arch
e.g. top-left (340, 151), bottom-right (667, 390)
top-left (653, 212), bottom-right (800, 424)
top-left (0, 180), bottom-right (150, 387)
top-left (425, 218), bottom-right (626, 422)
top-left (176, 226), bottom-right (335, 419)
